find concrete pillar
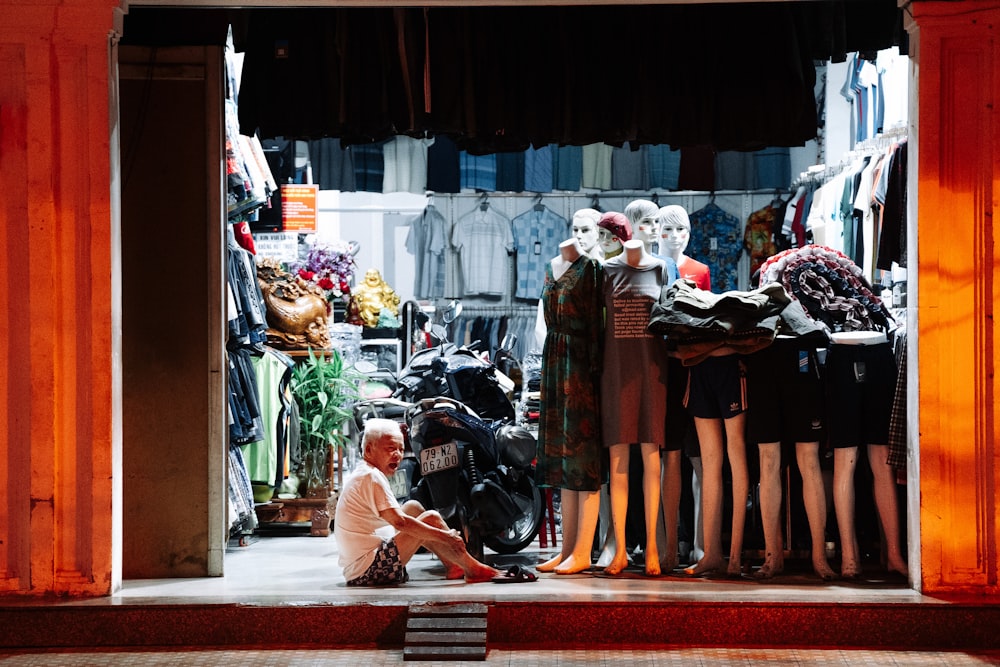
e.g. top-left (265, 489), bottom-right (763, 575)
top-left (907, 1), bottom-right (999, 594)
top-left (0, 1), bottom-right (122, 595)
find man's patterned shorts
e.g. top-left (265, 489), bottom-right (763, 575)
top-left (347, 538), bottom-right (410, 586)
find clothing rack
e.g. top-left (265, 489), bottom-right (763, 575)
top-left (791, 127), bottom-right (908, 189)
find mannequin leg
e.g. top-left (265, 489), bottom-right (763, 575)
top-left (796, 442), bottom-right (836, 580)
top-left (689, 456), bottom-right (705, 563)
top-left (596, 484), bottom-right (616, 567)
top-left (867, 444), bottom-right (908, 576)
top-left (640, 442), bottom-right (662, 576)
top-left (754, 441), bottom-right (784, 579)
top-left (724, 413), bottom-right (748, 575)
top-left (537, 489), bottom-right (576, 572)
top-left (833, 446), bottom-right (860, 578)
top-left (604, 443), bottom-right (631, 575)
top-left (686, 418), bottom-right (725, 575)
top-left (555, 489), bottom-right (601, 574)
top-left (659, 449), bottom-right (682, 572)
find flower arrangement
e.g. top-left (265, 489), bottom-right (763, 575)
top-left (293, 239), bottom-right (357, 305)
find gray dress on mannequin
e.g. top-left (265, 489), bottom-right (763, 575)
top-left (600, 256), bottom-right (670, 446)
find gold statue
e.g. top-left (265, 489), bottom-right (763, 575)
top-left (350, 268), bottom-right (400, 327)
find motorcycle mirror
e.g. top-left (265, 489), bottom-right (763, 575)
top-left (442, 299), bottom-right (462, 324)
top-left (354, 359), bottom-right (378, 374)
top-left (499, 333), bottom-right (517, 353)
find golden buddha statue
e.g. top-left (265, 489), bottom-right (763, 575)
top-left (350, 268), bottom-right (400, 327)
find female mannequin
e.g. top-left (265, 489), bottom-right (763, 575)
top-left (596, 211), bottom-right (632, 262)
top-left (828, 330), bottom-right (908, 579)
top-left (535, 238), bottom-right (605, 575)
top-left (601, 240), bottom-right (670, 576)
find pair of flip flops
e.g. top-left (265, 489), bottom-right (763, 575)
top-left (491, 564), bottom-right (538, 583)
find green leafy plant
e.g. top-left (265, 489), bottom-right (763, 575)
top-left (290, 347), bottom-right (362, 453)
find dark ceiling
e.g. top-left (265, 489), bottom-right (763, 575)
top-left (123, 2), bottom-right (905, 152)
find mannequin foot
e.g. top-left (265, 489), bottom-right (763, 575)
top-left (536, 554), bottom-right (563, 573)
top-left (643, 547), bottom-right (660, 576)
top-left (841, 557), bottom-right (862, 580)
top-left (887, 558), bottom-right (909, 578)
top-left (753, 556), bottom-right (783, 580)
top-left (603, 553), bottom-right (630, 576)
top-left (726, 559), bottom-right (743, 577)
top-left (812, 557), bottom-right (837, 581)
top-left (659, 553), bottom-right (679, 573)
top-left (596, 545), bottom-right (616, 568)
top-left (686, 547), bottom-right (705, 566)
top-left (554, 553), bottom-right (592, 575)
top-left (684, 555), bottom-right (724, 577)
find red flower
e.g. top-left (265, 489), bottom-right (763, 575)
top-left (298, 269), bottom-right (315, 281)
top-left (318, 277), bottom-right (335, 290)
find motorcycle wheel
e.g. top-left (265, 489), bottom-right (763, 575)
top-left (483, 477), bottom-right (543, 554)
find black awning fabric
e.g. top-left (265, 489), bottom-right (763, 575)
top-left (129, 2), bottom-right (904, 153)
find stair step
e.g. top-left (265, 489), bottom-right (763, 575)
top-left (404, 603), bottom-right (488, 661)
top-left (404, 645), bottom-right (487, 661)
top-left (405, 630), bottom-right (487, 646)
top-left (407, 617), bottom-right (487, 631)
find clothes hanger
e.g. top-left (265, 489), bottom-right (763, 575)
top-left (651, 192), bottom-right (660, 206)
top-left (478, 192), bottom-right (490, 211)
top-left (533, 194), bottom-right (545, 211)
top-left (425, 190), bottom-right (435, 209)
top-left (591, 194), bottom-right (602, 212)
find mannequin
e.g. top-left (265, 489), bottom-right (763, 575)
top-left (745, 330), bottom-right (837, 580)
top-left (534, 238), bottom-right (605, 575)
top-left (828, 330), bottom-right (908, 579)
top-left (601, 240), bottom-right (669, 576)
top-left (571, 208), bottom-right (602, 258)
top-left (596, 211), bottom-right (632, 261)
top-left (624, 199), bottom-right (660, 255)
top-left (655, 204), bottom-right (707, 566)
top-left (657, 205), bottom-right (709, 290)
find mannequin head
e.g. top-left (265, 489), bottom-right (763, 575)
top-left (597, 211), bottom-right (632, 258)
top-left (571, 208), bottom-right (602, 254)
top-left (624, 199), bottom-right (660, 249)
top-left (656, 205), bottom-right (691, 259)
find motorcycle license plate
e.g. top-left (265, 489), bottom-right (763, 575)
top-left (389, 469), bottom-right (409, 499)
top-left (419, 441), bottom-right (460, 475)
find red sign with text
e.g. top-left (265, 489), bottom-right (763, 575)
top-left (280, 184), bottom-right (318, 232)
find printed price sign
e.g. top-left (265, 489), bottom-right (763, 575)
top-left (280, 184), bottom-right (318, 232)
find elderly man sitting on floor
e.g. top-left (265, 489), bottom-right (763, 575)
top-left (333, 418), bottom-right (500, 586)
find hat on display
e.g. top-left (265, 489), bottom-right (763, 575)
top-left (598, 211), bottom-right (632, 241)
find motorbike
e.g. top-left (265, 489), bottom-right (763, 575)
top-left (390, 327), bottom-right (543, 561)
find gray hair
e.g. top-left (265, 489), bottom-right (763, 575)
top-left (624, 199), bottom-right (660, 226)
top-left (361, 418), bottom-right (402, 455)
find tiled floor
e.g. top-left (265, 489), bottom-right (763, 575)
top-left (105, 527), bottom-right (926, 607)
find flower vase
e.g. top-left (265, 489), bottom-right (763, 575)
top-left (304, 446), bottom-right (331, 499)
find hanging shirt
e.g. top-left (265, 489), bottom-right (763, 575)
top-left (382, 136), bottom-right (434, 194)
top-left (451, 206), bottom-right (514, 296)
top-left (646, 144), bottom-right (681, 190)
top-left (553, 145), bottom-right (583, 191)
top-left (688, 202), bottom-right (743, 293)
top-left (511, 206), bottom-right (570, 299)
top-left (460, 151), bottom-right (497, 192)
top-left (524, 144), bottom-right (555, 193)
top-left (581, 142), bottom-right (613, 190)
top-left (405, 204), bottom-right (448, 299)
top-left (611, 143), bottom-right (649, 191)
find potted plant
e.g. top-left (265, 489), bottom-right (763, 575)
top-left (290, 347), bottom-right (362, 498)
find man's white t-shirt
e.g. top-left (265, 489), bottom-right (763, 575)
top-left (333, 461), bottom-right (400, 582)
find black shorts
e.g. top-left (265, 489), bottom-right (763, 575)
top-left (664, 357), bottom-right (693, 452)
top-left (745, 338), bottom-right (826, 445)
top-left (684, 354), bottom-right (747, 420)
top-left (825, 342), bottom-right (897, 448)
top-left (346, 538), bottom-right (409, 586)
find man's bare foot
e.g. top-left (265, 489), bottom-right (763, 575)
top-left (753, 556), bottom-right (784, 580)
top-left (554, 553), bottom-right (592, 575)
top-left (685, 555), bottom-right (723, 576)
top-left (603, 553), bottom-right (629, 576)
top-left (464, 563), bottom-right (500, 583)
top-left (445, 565), bottom-right (465, 580)
top-left (536, 554), bottom-right (562, 573)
